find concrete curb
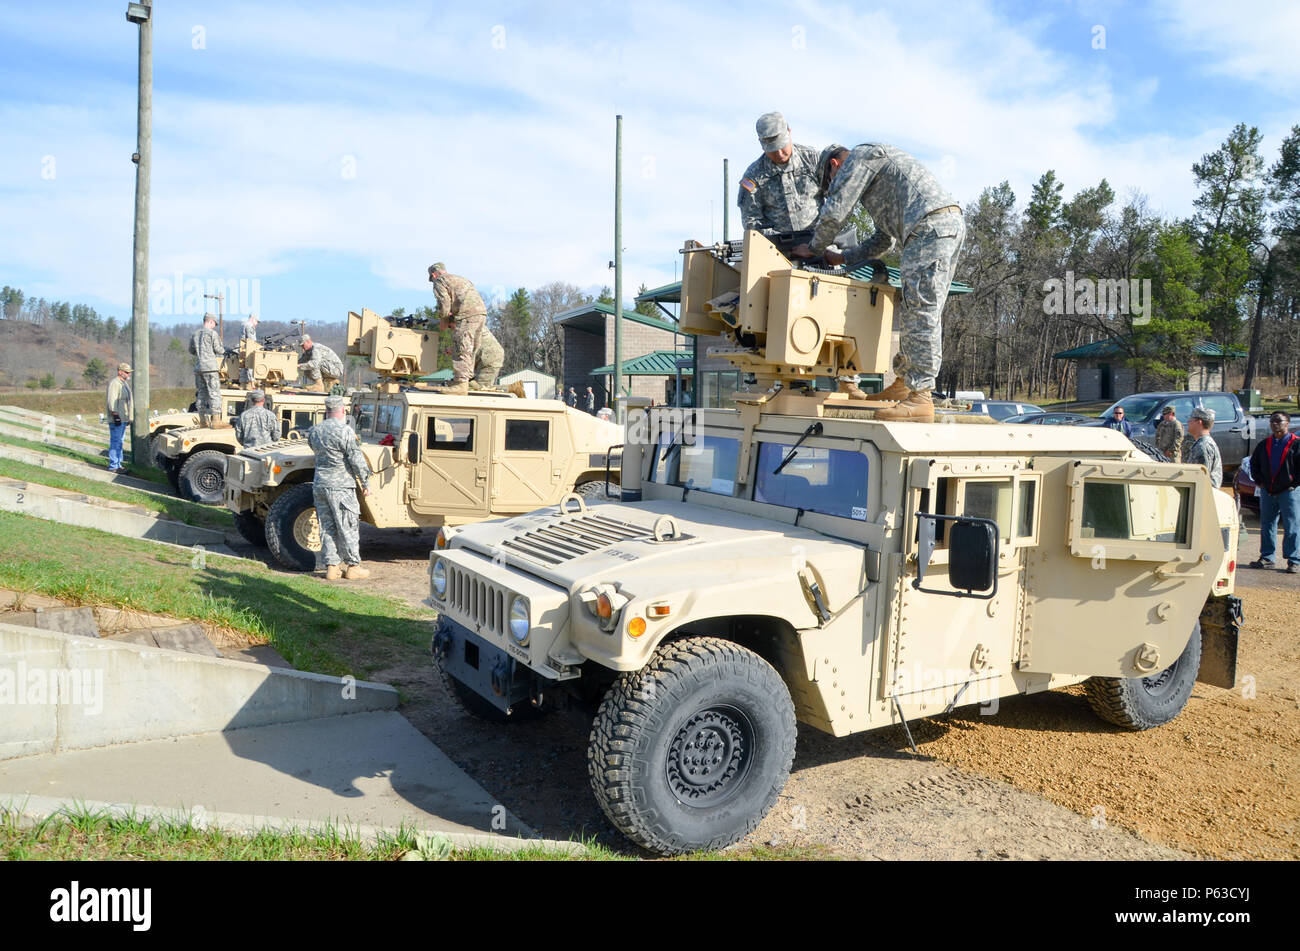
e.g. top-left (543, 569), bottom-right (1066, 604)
top-left (0, 442), bottom-right (174, 494)
top-left (0, 478), bottom-right (228, 547)
top-left (0, 420), bottom-right (106, 454)
top-left (0, 793), bottom-right (588, 856)
top-left (0, 621), bottom-right (399, 760)
top-left (0, 406), bottom-right (109, 444)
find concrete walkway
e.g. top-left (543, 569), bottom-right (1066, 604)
top-left (0, 441), bottom-right (166, 494)
top-left (0, 712), bottom-right (571, 851)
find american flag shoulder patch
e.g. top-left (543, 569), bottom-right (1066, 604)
top-left (740, 177), bottom-right (757, 193)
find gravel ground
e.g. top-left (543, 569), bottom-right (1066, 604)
top-left (283, 518), bottom-right (1295, 860)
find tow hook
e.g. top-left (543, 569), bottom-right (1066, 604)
top-left (431, 627), bottom-right (452, 661)
top-left (491, 657), bottom-right (513, 697)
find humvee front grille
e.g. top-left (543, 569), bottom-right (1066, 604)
top-left (446, 565), bottom-right (506, 637)
top-left (500, 514), bottom-right (654, 566)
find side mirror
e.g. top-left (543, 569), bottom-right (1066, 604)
top-left (407, 431), bottom-right (421, 465)
top-left (913, 513), bottom-right (999, 599)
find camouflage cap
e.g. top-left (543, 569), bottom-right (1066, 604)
top-left (117, 362), bottom-right (132, 373)
top-left (1190, 406), bottom-right (1215, 425)
top-left (248, 389), bottom-right (266, 402)
top-left (429, 261), bottom-right (446, 274)
top-left (756, 111), bottom-right (791, 152)
top-left (324, 395), bottom-right (345, 412)
top-left (1162, 405), bottom-right (1175, 415)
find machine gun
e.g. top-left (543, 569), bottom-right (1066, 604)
top-left (347, 307), bottom-right (443, 381)
top-left (258, 322), bottom-right (306, 351)
top-left (679, 229), bottom-right (896, 393)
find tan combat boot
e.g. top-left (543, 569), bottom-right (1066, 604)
top-left (861, 377), bottom-right (911, 402)
top-left (344, 564), bottom-right (370, 580)
top-left (506, 381), bottom-right (527, 399)
top-left (873, 389), bottom-right (934, 423)
top-left (433, 380), bottom-right (470, 396)
top-left (324, 564), bottom-right (343, 580)
top-left (838, 380), bottom-right (868, 400)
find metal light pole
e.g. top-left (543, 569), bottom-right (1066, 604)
top-left (613, 115), bottom-right (623, 423)
top-left (722, 158), bottom-right (729, 241)
top-left (126, 2), bottom-right (152, 462)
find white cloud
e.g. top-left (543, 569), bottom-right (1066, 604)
top-left (1153, 0), bottom-right (1300, 89)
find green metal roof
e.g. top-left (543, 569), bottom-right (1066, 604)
top-left (634, 281), bottom-right (684, 305)
top-left (417, 368), bottom-right (454, 381)
top-left (1053, 336), bottom-right (1247, 360)
top-left (590, 350), bottom-right (694, 376)
top-left (555, 301), bottom-right (679, 334)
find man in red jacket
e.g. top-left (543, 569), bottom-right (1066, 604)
top-left (1248, 412), bottom-right (1300, 573)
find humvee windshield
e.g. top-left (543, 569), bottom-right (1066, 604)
top-left (376, 403), bottom-right (404, 437)
top-left (754, 443), bottom-right (868, 520)
top-left (353, 401), bottom-right (376, 435)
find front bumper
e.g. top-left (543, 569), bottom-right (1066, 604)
top-left (432, 616), bottom-right (550, 715)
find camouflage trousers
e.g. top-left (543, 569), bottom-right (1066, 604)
top-left (300, 363), bottom-right (341, 388)
top-left (450, 314), bottom-right (504, 387)
top-left (194, 371), bottom-right (222, 414)
top-left (314, 485), bottom-right (361, 568)
top-left (896, 208), bottom-right (965, 393)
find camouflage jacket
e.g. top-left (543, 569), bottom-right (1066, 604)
top-left (308, 417), bottom-right (370, 491)
top-left (190, 327), bottom-right (224, 372)
top-left (1155, 418), bottom-right (1184, 458)
top-left (1184, 434), bottom-right (1223, 488)
top-left (233, 405), bottom-right (280, 449)
top-left (810, 143), bottom-right (958, 258)
top-left (300, 342), bottom-right (343, 377)
top-left (432, 273), bottom-right (487, 320)
top-left (738, 143), bottom-right (841, 233)
top-left (241, 321), bottom-right (257, 342)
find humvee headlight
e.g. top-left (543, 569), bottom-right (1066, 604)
top-left (431, 559), bottom-right (448, 599)
top-left (596, 593), bottom-right (613, 620)
top-left (509, 597), bottom-right (530, 644)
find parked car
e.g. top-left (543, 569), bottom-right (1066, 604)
top-left (1233, 457), bottom-right (1259, 513)
top-left (1001, 411), bottom-right (1092, 425)
top-left (965, 400), bottom-right (1046, 421)
top-left (1083, 391), bottom-right (1299, 467)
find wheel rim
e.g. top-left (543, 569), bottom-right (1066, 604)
top-left (194, 464), bottom-right (224, 496)
top-left (292, 507), bottom-right (321, 551)
top-left (1140, 650), bottom-right (1184, 701)
top-left (665, 705), bottom-right (754, 807)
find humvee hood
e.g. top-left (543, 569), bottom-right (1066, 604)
top-left (452, 499), bottom-right (855, 590)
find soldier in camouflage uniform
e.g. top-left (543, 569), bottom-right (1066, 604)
top-left (232, 389), bottom-right (280, 449)
top-left (794, 144), bottom-right (965, 423)
top-left (307, 396), bottom-right (371, 580)
top-left (738, 112), bottom-right (842, 233)
top-left (1155, 405), bottom-right (1184, 461)
top-left (298, 336), bottom-right (344, 392)
top-left (1183, 407), bottom-right (1222, 488)
top-left (428, 261), bottom-right (504, 395)
top-left (190, 314), bottom-right (225, 424)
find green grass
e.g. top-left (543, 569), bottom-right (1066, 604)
top-left (0, 432), bottom-right (165, 484)
top-left (0, 416), bottom-right (104, 446)
top-left (0, 510), bottom-right (432, 678)
top-left (0, 457), bottom-right (233, 530)
top-left (0, 387), bottom-right (194, 418)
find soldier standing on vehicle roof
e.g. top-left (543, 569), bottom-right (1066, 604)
top-left (792, 144), bottom-right (965, 423)
top-left (190, 314), bottom-right (225, 426)
top-left (307, 395), bottom-right (371, 581)
top-left (427, 262), bottom-right (504, 395)
top-left (298, 335), bottom-right (343, 392)
top-left (232, 389), bottom-right (280, 449)
top-left (239, 314), bottom-right (259, 387)
top-left (1183, 407), bottom-right (1222, 488)
top-left (738, 112), bottom-right (842, 233)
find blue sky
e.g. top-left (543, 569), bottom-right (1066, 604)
top-left (1, 0), bottom-right (1296, 328)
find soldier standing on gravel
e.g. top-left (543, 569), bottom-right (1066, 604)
top-left (428, 261), bottom-right (504, 395)
top-left (232, 389), bottom-right (280, 449)
top-left (1155, 405), bottom-right (1184, 461)
top-left (298, 335), bottom-right (344, 392)
top-left (792, 144), bottom-right (965, 423)
top-left (307, 396), bottom-right (371, 581)
top-left (1183, 407), bottom-right (1222, 488)
top-left (190, 314), bottom-right (225, 425)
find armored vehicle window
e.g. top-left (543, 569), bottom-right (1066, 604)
top-left (505, 419), bottom-right (549, 452)
top-left (754, 443), bottom-right (868, 520)
top-left (1017, 480), bottom-right (1036, 538)
top-left (376, 403), bottom-right (405, 436)
top-left (226, 401), bottom-right (246, 418)
top-left (673, 435), bottom-right (739, 496)
top-left (428, 416), bottom-right (474, 452)
top-left (962, 479), bottom-right (1014, 539)
top-left (354, 403), bottom-right (376, 434)
top-left (1080, 481), bottom-right (1190, 544)
top-left (293, 410), bottom-right (314, 430)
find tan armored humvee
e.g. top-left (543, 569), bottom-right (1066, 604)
top-left (156, 389), bottom-right (347, 504)
top-left (429, 232), bottom-right (1242, 855)
top-left (222, 309), bottom-right (624, 567)
top-left (145, 339), bottom-right (300, 470)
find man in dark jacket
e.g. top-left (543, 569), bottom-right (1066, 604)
top-left (1103, 406), bottom-right (1133, 437)
top-left (1248, 412), bottom-right (1300, 573)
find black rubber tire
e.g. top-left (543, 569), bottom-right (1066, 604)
top-left (1131, 438), bottom-right (1166, 463)
top-left (575, 480), bottom-right (613, 503)
top-left (265, 483), bottom-right (319, 571)
top-left (588, 636), bottom-right (797, 855)
top-left (148, 432), bottom-right (171, 470)
top-left (177, 450), bottom-right (229, 505)
top-left (164, 458), bottom-right (181, 493)
top-left (1085, 622), bottom-right (1202, 730)
top-left (233, 511), bottom-right (268, 547)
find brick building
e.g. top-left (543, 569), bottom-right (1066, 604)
top-left (557, 302), bottom-right (689, 408)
